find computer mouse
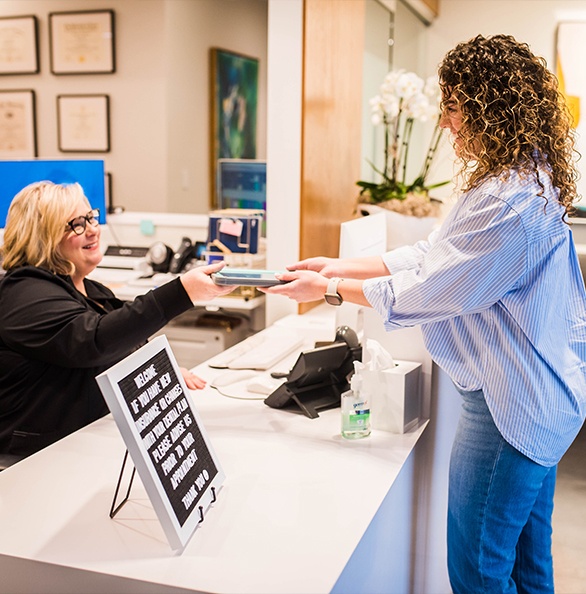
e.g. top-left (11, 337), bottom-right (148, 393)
top-left (246, 377), bottom-right (280, 395)
top-left (334, 325), bottom-right (360, 348)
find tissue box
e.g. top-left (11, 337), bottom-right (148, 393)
top-left (363, 360), bottom-right (422, 434)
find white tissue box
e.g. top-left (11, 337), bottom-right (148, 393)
top-left (363, 360), bottom-right (422, 434)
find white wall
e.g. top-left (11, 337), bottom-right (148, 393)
top-left (265, 0), bottom-right (303, 325)
top-left (164, 0), bottom-right (268, 215)
top-left (0, 0), bottom-right (267, 215)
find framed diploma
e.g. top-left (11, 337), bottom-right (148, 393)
top-left (0, 15), bottom-right (39, 75)
top-left (49, 10), bottom-right (115, 74)
top-left (57, 94), bottom-right (110, 152)
top-left (0, 90), bottom-right (37, 158)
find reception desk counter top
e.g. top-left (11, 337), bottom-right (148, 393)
top-left (0, 311), bottom-right (429, 594)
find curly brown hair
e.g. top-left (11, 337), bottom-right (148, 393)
top-left (438, 34), bottom-right (579, 219)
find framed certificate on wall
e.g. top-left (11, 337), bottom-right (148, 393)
top-left (0, 89), bottom-right (37, 158)
top-left (57, 94), bottom-right (110, 152)
top-left (0, 15), bottom-right (39, 75)
top-left (49, 10), bottom-right (115, 74)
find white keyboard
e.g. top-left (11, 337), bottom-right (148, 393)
top-left (207, 333), bottom-right (304, 371)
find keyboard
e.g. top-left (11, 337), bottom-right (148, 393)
top-left (207, 333), bottom-right (304, 371)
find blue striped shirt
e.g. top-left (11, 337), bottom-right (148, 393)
top-left (363, 169), bottom-right (586, 466)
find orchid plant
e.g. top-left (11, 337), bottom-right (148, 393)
top-left (357, 69), bottom-right (448, 210)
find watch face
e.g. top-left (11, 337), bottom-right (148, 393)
top-left (324, 293), bottom-right (343, 306)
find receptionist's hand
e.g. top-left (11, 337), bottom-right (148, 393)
top-left (260, 270), bottom-right (328, 303)
top-left (180, 261), bottom-right (235, 302)
top-left (181, 368), bottom-right (207, 390)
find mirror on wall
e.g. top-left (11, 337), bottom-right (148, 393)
top-left (360, 0), bottom-right (431, 189)
top-left (361, 0), bottom-right (393, 183)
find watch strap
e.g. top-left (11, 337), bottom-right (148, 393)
top-left (324, 277), bottom-right (343, 306)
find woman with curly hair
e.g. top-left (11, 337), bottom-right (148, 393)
top-left (263, 34), bottom-right (586, 592)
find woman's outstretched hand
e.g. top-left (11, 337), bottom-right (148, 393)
top-left (286, 257), bottom-right (341, 277)
top-left (259, 270), bottom-right (329, 303)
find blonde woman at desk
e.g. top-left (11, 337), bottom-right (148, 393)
top-left (263, 35), bottom-right (586, 594)
top-left (0, 181), bottom-right (234, 460)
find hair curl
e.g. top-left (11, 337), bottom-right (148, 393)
top-left (438, 34), bottom-right (580, 220)
top-left (1, 181), bottom-right (89, 274)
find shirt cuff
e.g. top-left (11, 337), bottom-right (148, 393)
top-left (363, 276), bottom-right (403, 330)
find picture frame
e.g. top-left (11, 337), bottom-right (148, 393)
top-left (210, 48), bottom-right (259, 206)
top-left (0, 15), bottom-right (39, 75)
top-left (0, 89), bottom-right (37, 158)
top-left (57, 94), bottom-right (110, 152)
top-left (49, 10), bottom-right (115, 75)
top-left (556, 21), bottom-right (586, 217)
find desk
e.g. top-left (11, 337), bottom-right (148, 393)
top-left (0, 309), bottom-right (431, 594)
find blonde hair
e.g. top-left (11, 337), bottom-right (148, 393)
top-left (1, 181), bottom-right (90, 274)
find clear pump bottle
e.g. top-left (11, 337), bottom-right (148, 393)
top-left (341, 373), bottom-right (371, 439)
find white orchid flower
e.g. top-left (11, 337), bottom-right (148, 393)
top-left (394, 72), bottom-right (424, 99)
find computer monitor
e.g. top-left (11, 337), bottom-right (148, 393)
top-left (216, 159), bottom-right (266, 234)
top-left (0, 159), bottom-right (107, 229)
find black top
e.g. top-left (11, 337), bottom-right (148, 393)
top-left (0, 266), bottom-right (193, 457)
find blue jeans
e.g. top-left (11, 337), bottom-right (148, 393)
top-left (448, 389), bottom-right (556, 593)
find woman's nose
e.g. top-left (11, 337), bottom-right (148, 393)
top-left (438, 111), bottom-right (449, 129)
top-left (85, 223), bottom-right (99, 237)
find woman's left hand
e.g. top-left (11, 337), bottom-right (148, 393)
top-left (180, 367), bottom-right (206, 390)
top-left (259, 270), bottom-right (328, 303)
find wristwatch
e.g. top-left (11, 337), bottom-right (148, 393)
top-left (324, 277), bottom-right (344, 306)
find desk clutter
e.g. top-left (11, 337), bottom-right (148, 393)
top-left (207, 328), bottom-right (424, 436)
top-left (207, 208), bottom-right (264, 256)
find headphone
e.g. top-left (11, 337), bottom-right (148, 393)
top-left (146, 241), bottom-right (173, 273)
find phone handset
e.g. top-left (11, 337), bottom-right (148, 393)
top-left (169, 236), bottom-right (195, 274)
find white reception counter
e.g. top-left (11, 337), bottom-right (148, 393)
top-left (0, 309), bottom-right (447, 594)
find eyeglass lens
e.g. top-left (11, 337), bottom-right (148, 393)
top-left (69, 210), bottom-right (100, 235)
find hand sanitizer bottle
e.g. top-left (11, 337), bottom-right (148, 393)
top-left (341, 373), bottom-right (371, 439)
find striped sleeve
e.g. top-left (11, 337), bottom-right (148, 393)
top-left (363, 193), bottom-right (528, 329)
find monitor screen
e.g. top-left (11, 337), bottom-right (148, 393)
top-left (216, 158), bottom-right (266, 214)
top-left (0, 159), bottom-right (107, 229)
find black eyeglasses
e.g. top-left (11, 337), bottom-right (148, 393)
top-left (65, 209), bottom-right (100, 235)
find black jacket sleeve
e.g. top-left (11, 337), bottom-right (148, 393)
top-left (0, 266), bottom-right (193, 369)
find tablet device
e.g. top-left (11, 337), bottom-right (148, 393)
top-left (211, 268), bottom-right (289, 287)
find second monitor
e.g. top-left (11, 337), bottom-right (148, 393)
top-left (216, 159), bottom-right (266, 235)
